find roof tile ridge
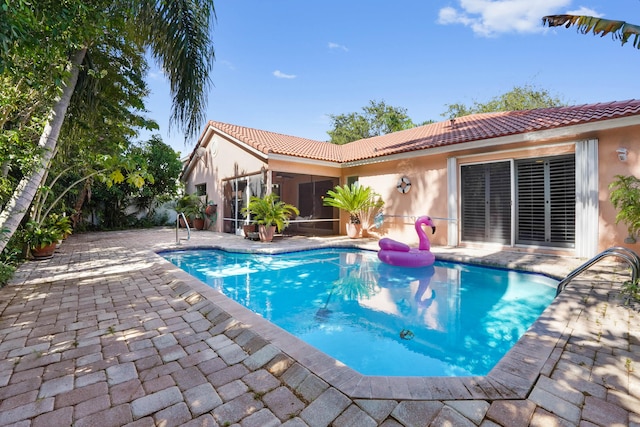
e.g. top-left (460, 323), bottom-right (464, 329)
top-left (211, 120), bottom-right (326, 143)
top-left (210, 119), bottom-right (344, 161)
top-left (209, 120), bottom-right (273, 153)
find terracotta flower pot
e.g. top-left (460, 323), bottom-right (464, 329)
top-left (346, 222), bottom-right (362, 238)
top-left (193, 218), bottom-right (205, 230)
top-left (178, 216), bottom-right (192, 228)
top-left (31, 243), bottom-right (57, 260)
top-left (259, 225), bottom-right (276, 242)
top-left (243, 224), bottom-right (257, 239)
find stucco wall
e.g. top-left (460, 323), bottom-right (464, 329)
top-left (344, 153), bottom-right (450, 246)
top-left (184, 132), bottom-right (267, 232)
top-left (598, 126), bottom-right (640, 252)
top-left (342, 131), bottom-right (640, 254)
top-left (184, 123), bottom-right (640, 256)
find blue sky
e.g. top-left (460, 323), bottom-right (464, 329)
top-left (141, 1), bottom-right (640, 156)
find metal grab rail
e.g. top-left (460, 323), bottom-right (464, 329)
top-left (383, 214), bottom-right (457, 222)
top-left (176, 212), bottom-right (191, 244)
top-left (556, 246), bottom-right (640, 296)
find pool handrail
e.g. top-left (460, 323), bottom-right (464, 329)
top-left (176, 212), bottom-right (191, 244)
top-left (556, 246), bottom-right (640, 296)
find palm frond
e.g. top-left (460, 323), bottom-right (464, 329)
top-left (137, 0), bottom-right (216, 138)
top-left (543, 15), bottom-right (640, 49)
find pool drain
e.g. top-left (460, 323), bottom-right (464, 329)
top-left (399, 329), bottom-right (414, 340)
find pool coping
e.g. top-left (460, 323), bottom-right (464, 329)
top-left (154, 241), bottom-right (580, 401)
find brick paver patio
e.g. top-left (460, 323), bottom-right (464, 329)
top-left (0, 228), bottom-right (638, 426)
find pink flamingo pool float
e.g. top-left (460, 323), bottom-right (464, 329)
top-left (378, 215), bottom-right (436, 267)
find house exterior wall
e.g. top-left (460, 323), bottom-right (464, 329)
top-left (342, 126), bottom-right (640, 256)
top-left (183, 132), bottom-right (267, 232)
top-left (267, 159), bottom-right (340, 178)
top-left (344, 153), bottom-right (450, 246)
top-left (184, 121), bottom-right (640, 258)
top-left (598, 126), bottom-right (640, 252)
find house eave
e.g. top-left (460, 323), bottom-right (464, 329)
top-left (212, 126), bottom-right (270, 161)
top-left (180, 126), bottom-right (216, 181)
top-left (181, 123), bottom-right (272, 182)
top-left (267, 153), bottom-right (342, 168)
top-left (341, 115), bottom-right (640, 167)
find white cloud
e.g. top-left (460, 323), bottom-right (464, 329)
top-left (148, 65), bottom-right (168, 81)
top-left (566, 7), bottom-right (602, 17)
top-left (438, 0), bottom-right (582, 37)
top-left (220, 59), bottom-right (236, 70)
top-left (328, 42), bottom-right (349, 52)
top-left (273, 70), bottom-right (297, 79)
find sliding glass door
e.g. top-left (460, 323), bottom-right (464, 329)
top-left (460, 154), bottom-right (575, 248)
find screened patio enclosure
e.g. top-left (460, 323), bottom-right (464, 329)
top-left (222, 170), bottom-right (339, 235)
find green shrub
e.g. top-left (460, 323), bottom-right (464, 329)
top-left (0, 262), bottom-right (15, 287)
top-left (609, 175), bottom-right (640, 241)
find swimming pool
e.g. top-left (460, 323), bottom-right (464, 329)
top-left (161, 248), bottom-right (557, 376)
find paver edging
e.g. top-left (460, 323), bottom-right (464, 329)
top-left (151, 247), bottom-right (575, 402)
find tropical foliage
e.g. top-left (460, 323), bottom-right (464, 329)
top-left (242, 193), bottom-right (299, 233)
top-left (176, 193), bottom-right (206, 220)
top-left (0, 0), bottom-right (216, 253)
top-left (543, 15), bottom-right (640, 49)
top-left (323, 183), bottom-right (384, 225)
top-left (22, 220), bottom-right (62, 249)
top-left (609, 175), bottom-right (640, 241)
top-left (130, 136), bottom-right (185, 217)
top-left (83, 137), bottom-right (182, 230)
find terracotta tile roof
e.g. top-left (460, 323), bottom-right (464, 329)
top-left (209, 121), bottom-right (341, 162)
top-left (342, 99), bottom-right (640, 162)
top-left (207, 100), bottom-right (640, 164)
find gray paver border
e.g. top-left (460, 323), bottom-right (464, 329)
top-left (153, 243), bottom-right (576, 401)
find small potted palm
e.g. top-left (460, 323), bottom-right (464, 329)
top-left (323, 183), bottom-right (384, 238)
top-left (242, 193), bottom-right (299, 242)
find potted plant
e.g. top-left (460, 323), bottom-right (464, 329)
top-left (242, 193), bottom-right (299, 242)
top-left (46, 213), bottom-right (73, 244)
top-left (323, 183), bottom-right (384, 238)
top-left (609, 174), bottom-right (640, 243)
top-left (23, 220), bottom-right (63, 260)
top-left (175, 194), bottom-right (204, 229)
top-left (184, 202), bottom-right (206, 230)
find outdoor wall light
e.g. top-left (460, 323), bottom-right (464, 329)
top-left (194, 146), bottom-right (207, 167)
top-left (617, 148), bottom-right (628, 162)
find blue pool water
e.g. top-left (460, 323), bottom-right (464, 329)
top-left (161, 248), bottom-right (557, 377)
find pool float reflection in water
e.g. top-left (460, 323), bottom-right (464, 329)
top-left (377, 215), bottom-right (436, 267)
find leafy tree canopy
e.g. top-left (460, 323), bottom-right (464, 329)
top-left (327, 100), bottom-right (417, 145)
top-left (129, 135), bottom-right (184, 212)
top-left (0, 0), bottom-right (216, 253)
top-left (442, 84), bottom-right (567, 119)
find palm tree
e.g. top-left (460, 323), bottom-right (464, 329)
top-left (543, 14), bottom-right (640, 49)
top-left (0, 0), bottom-right (216, 252)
